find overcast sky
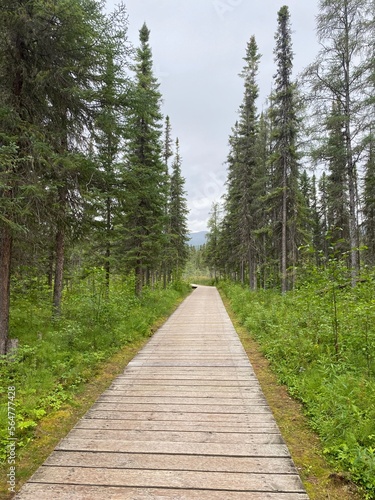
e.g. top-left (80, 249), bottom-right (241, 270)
top-left (105, 1), bottom-right (320, 232)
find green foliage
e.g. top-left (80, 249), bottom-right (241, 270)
top-left (0, 271), bottom-right (189, 462)
top-left (168, 138), bottom-right (190, 278)
top-left (121, 23), bottom-right (168, 294)
top-left (183, 246), bottom-right (211, 284)
top-left (205, 202), bottom-right (222, 280)
top-left (220, 269), bottom-right (375, 497)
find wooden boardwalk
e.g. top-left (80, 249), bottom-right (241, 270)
top-left (15, 286), bottom-right (309, 499)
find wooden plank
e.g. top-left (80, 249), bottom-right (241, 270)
top-left (89, 402), bottom-right (271, 413)
top-left (65, 428), bottom-right (284, 444)
top-left (56, 438), bottom-right (290, 457)
top-left (76, 418), bottom-right (279, 433)
top-left (45, 451), bottom-right (294, 473)
top-left (15, 483), bottom-right (310, 499)
top-left (30, 466), bottom-right (306, 492)
top-left (111, 377), bottom-right (257, 383)
top-left (116, 376), bottom-right (257, 383)
top-left (105, 388), bottom-right (264, 396)
top-left (96, 395), bottom-right (267, 405)
top-left (84, 410), bottom-right (277, 423)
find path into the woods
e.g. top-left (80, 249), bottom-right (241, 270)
top-left (15, 286), bottom-right (308, 499)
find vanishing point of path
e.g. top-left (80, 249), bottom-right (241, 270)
top-left (15, 286), bottom-right (309, 499)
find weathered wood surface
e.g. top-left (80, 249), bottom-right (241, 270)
top-left (15, 286), bottom-right (309, 499)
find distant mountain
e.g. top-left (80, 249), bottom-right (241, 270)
top-left (188, 231), bottom-right (208, 247)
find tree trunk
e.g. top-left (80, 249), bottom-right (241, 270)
top-left (163, 263), bottom-right (167, 289)
top-left (248, 249), bottom-right (257, 291)
top-left (52, 181), bottom-right (67, 317)
top-left (343, 0), bottom-right (359, 286)
top-left (135, 260), bottom-right (143, 296)
top-left (281, 162), bottom-right (288, 294)
top-left (105, 197), bottom-right (111, 292)
top-left (345, 109), bottom-right (359, 286)
top-left (0, 226), bottom-right (12, 355)
top-left (47, 248), bottom-right (54, 288)
top-left (145, 268), bottom-right (151, 287)
top-left (348, 164), bottom-right (359, 285)
top-left (240, 260), bottom-right (245, 284)
top-left (53, 226), bottom-right (65, 318)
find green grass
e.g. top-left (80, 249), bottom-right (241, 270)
top-left (0, 271), bottom-right (190, 467)
top-left (220, 269), bottom-right (375, 499)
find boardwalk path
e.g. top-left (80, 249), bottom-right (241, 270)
top-left (16, 286), bottom-right (308, 499)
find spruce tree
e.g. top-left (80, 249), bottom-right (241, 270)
top-left (303, 0), bottom-right (372, 283)
top-left (318, 173), bottom-right (330, 261)
top-left (325, 101), bottom-right (350, 259)
top-left (168, 139), bottom-right (189, 279)
top-left (90, 41), bottom-right (130, 291)
top-left (41, 0), bottom-right (110, 317)
top-left (220, 37), bottom-right (262, 288)
top-left (161, 115), bottom-right (173, 287)
top-left (205, 202), bottom-right (222, 281)
top-left (0, 0), bottom-right (47, 353)
top-left (236, 36), bottom-right (261, 289)
top-left (0, 0), bottom-right (121, 347)
top-left (269, 5), bottom-right (304, 292)
top-left (253, 111), bottom-right (273, 286)
top-left (222, 122), bottom-right (243, 280)
top-left (122, 23), bottom-right (168, 295)
top-left (363, 137), bottom-right (375, 264)
top-left (163, 116), bottom-right (174, 169)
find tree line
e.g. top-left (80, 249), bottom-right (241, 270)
top-left (0, 1), bottom-right (189, 355)
top-left (205, 0), bottom-right (375, 292)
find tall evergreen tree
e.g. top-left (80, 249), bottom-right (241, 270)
top-left (269, 5), bottom-right (304, 292)
top-left (168, 139), bottom-right (189, 278)
top-left (363, 136), bottom-right (375, 264)
top-left (41, 0), bottom-right (110, 317)
top-left (91, 51), bottom-right (127, 290)
top-left (253, 110), bottom-right (273, 286)
top-left (303, 0), bottom-right (372, 283)
top-left (220, 37), bottom-right (262, 288)
top-left (205, 202), bottom-right (222, 281)
top-left (161, 115), bottom-right (173, 287)
top-left (318, 173), bottom-right (330, 261)
top-left (0, 0), bottom-right (126, 348)
top-left (222, 122), bottom-right (242, 279)
top-left (163, 116), bottom-right (174, 169)
top-left (0, 0), bottom-right (47, 353)
top-left (325, 101), bottom-right (350, 258)
top-left (236, 36), bottom-right (261, 289)
top-left (122, 23), bottom-right (168, 295)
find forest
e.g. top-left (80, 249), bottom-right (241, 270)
top-left (205, 2), bottom-right (375, 290)
top-left (202, 1), bottom-right (375, 497)
top-left (0, 0), bottom-right (190, 493)
top-left (1, 0), bottom-right (375, 498)
top-left (0, 0), bottom-right (190, 355)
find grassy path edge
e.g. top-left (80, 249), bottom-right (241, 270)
top-left (219, 288), bottom-right (361, 500)
top-left (1, 292), bottom-right (189, 500)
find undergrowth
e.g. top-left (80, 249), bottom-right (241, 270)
top-left (220, 266), bottom-right (375, 499)
top-left (0, 270), bottom-right (189, 466)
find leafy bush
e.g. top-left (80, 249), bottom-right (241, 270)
top-left (0, 271), bottom-right (189, 462)
top-left (220, 270), bottom-right (375, 498)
